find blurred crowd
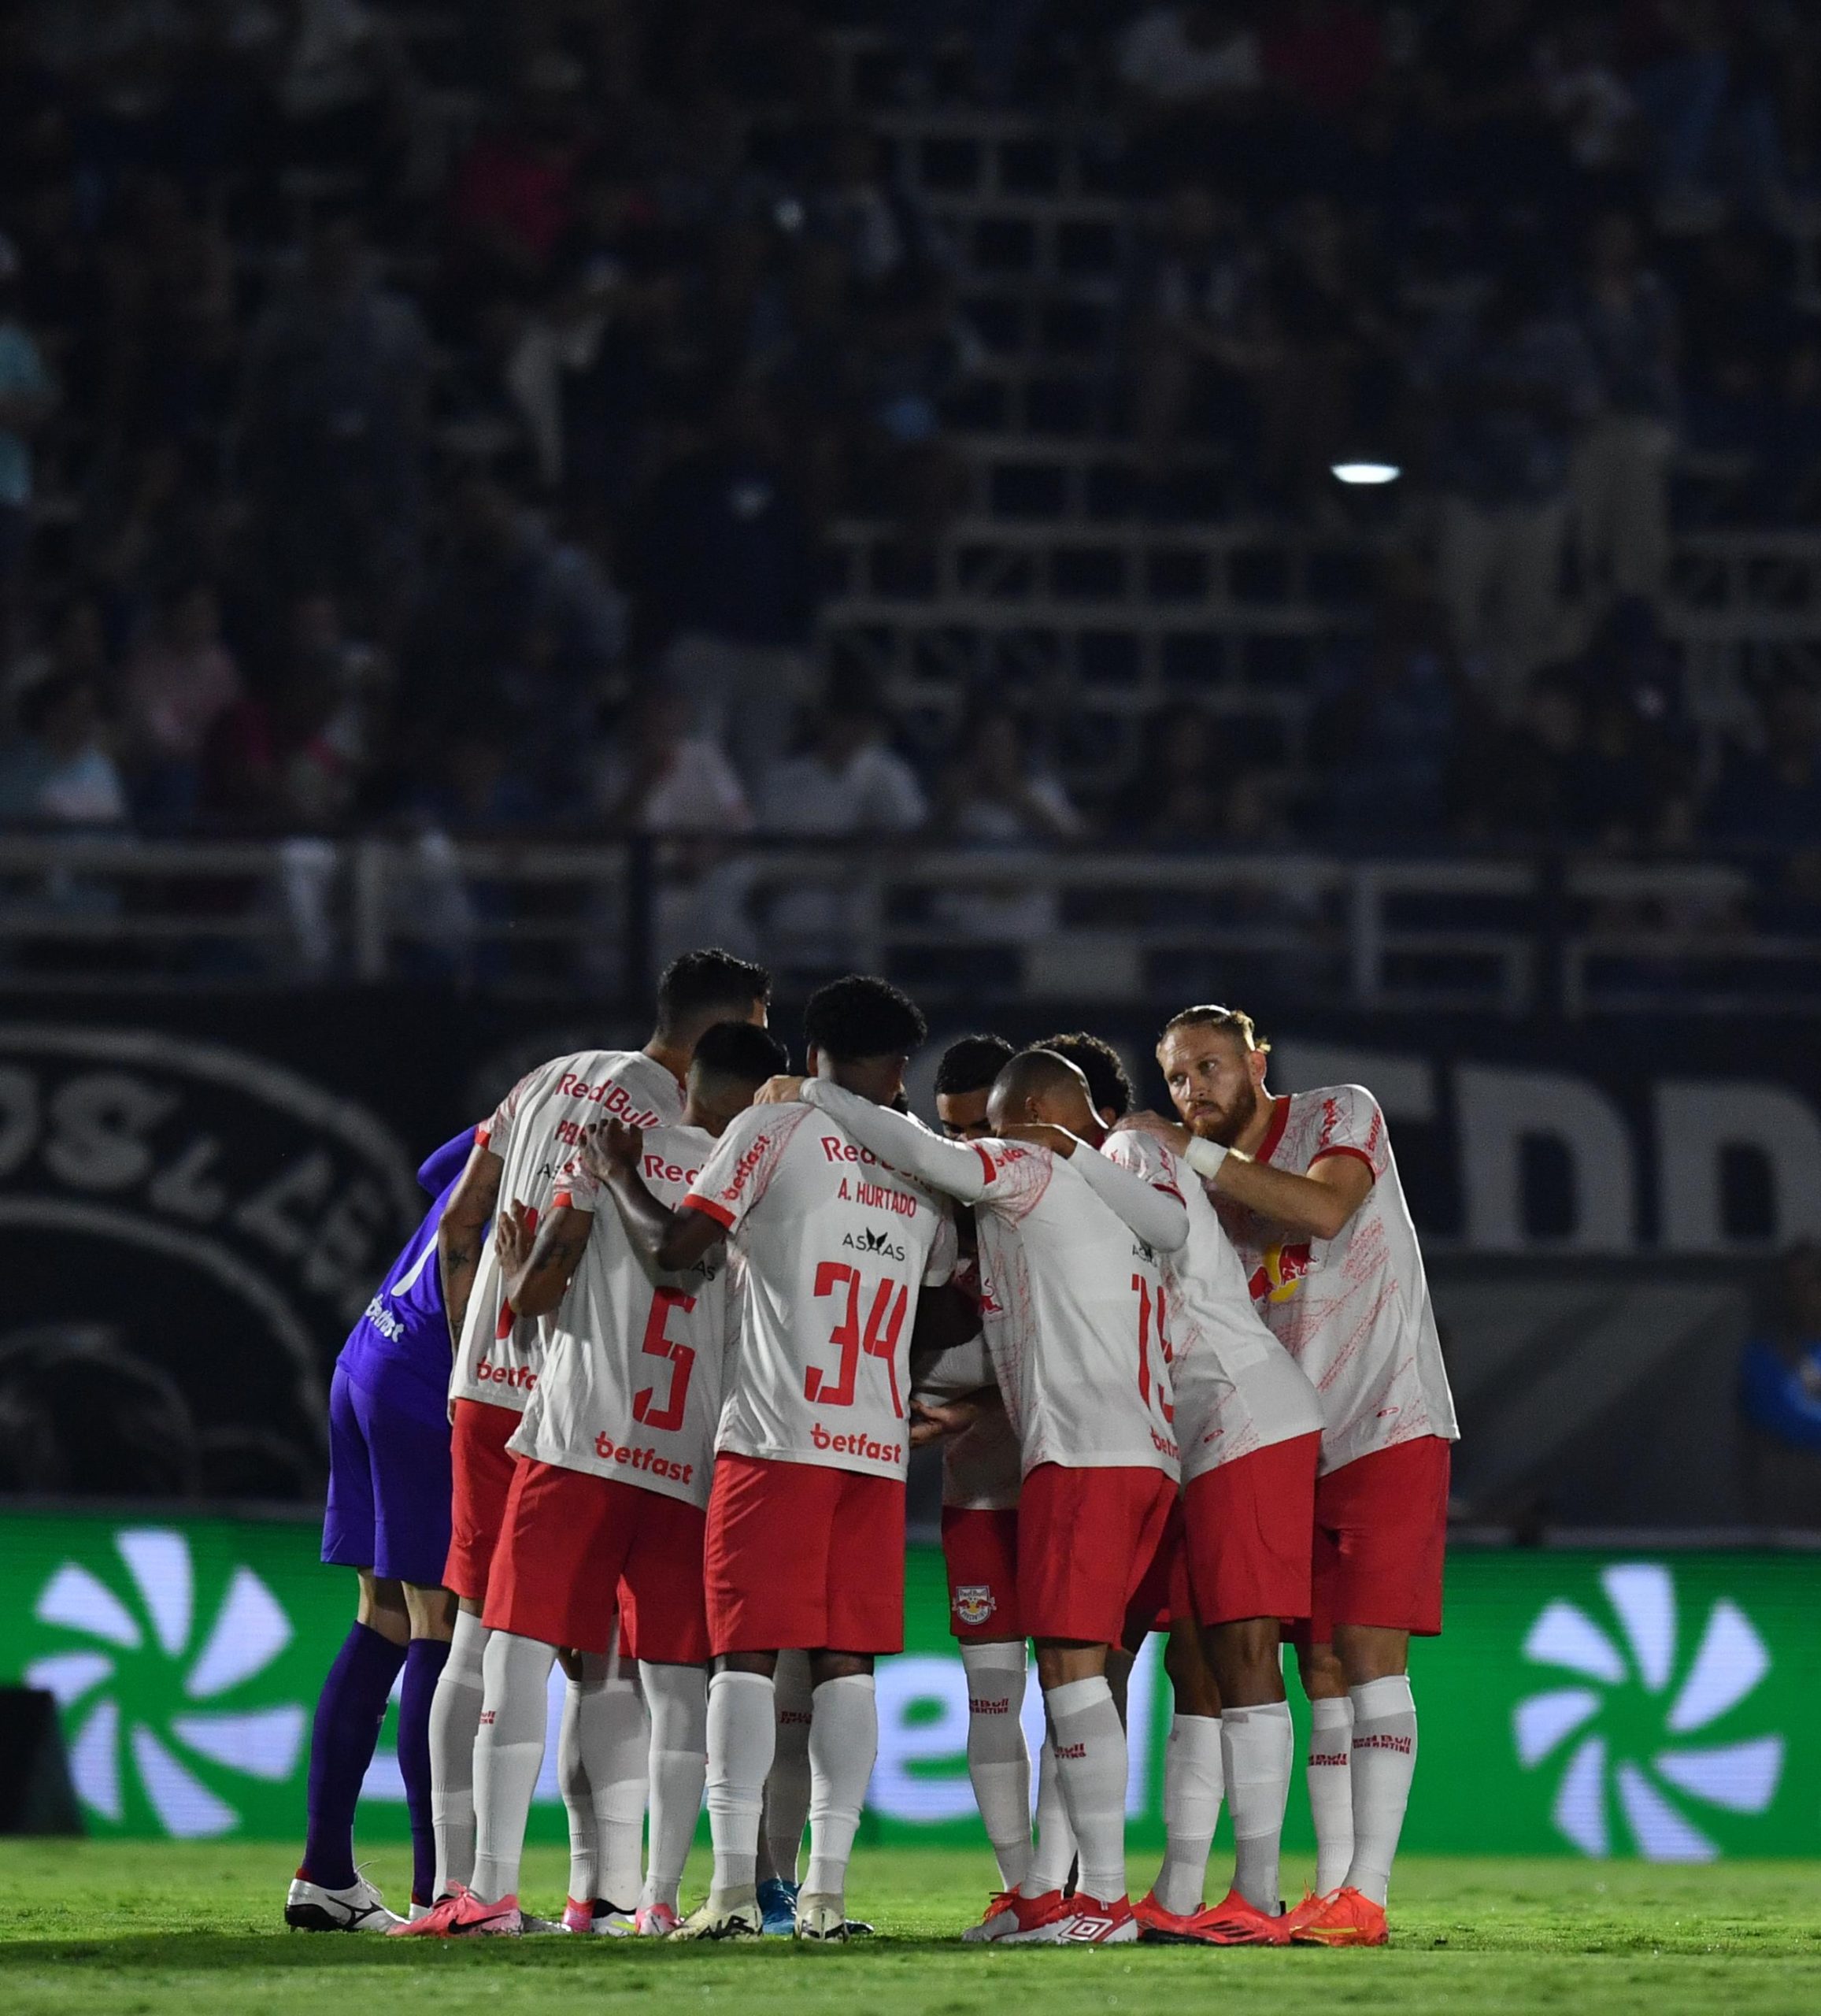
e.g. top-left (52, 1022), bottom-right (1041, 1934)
top-left (0, 0), bottom-right (1817, 905)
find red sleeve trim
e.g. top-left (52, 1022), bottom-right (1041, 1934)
top-left (1309, 1144), bottom-right (1378, 1180)
top-left (1153, 1180), bottom-right (1186, 1204)
top-left (475, 1125), bottom-right (492, 1149)
top-left (683, 1195), bottom-right (735, 1229)
top-left (1256, 1095), bottom-right (1292, 1166)
top-left (974, 1143), bottom-right (997, 1184)
top-left (550, 1189), bottom-right (574, 1210)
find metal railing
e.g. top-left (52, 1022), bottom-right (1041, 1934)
top-left (5, 834), bottom-right (1819, 1015)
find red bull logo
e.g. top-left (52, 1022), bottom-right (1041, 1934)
top-left (1248, 1240), bottom-right (1312, 1304)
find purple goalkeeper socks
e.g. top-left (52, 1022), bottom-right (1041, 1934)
top-left (302, 1621), bottom-right (405, 1891)
top-left (398, 1636), bottom-right (450, 1905)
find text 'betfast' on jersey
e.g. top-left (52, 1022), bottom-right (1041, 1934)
top-left (507, 1122), bottom-right (727, 1508)
top-left (683, 1100), bottom-right (957, 1480)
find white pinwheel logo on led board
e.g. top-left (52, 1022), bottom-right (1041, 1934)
top-left (24, 1527), bottom-right (305, 1838)
top-left (1512, 1562), bottom-right (1782, 1861)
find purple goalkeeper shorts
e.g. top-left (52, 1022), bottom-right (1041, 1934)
top-left (322, 1362), bottom-right (453, 1587)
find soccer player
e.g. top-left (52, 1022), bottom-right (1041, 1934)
top-left (399, 1021), bottom-right (789, 1936)
top-left (288, 1128), bottom-right (476, 1932)
top-left (752, 1650), bottom-right (816, 1934)
top-left (772, 1047), bottom-right (1189, 1944)
top-left (423, 948), bottom-right (771, 1921)
top-left (1045, 1032), bottom-right (1326, 1945)
top-left (1157, 1005), bottom-right (1459, 1947)
top-left (915, 1034), bottom-right (1079, 1913)
top-left (598, 975), bottom-right (956, 1941)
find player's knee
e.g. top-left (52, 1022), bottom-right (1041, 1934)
top-left (1333, 1624), bottom-right (1409, 1688)
top-left (1207, 1618), bottom-right (1280, 1707)
top-left (715, 1651), bottom-right (779, 1679)
top-left (356, 1572), bottom-right (410, 1643)
top-left (1164, 1625), bottom-right (1220, 1718)
top-left (1297, 1640), bottom-right (1348, 1699)
top-left (809, 1650), bottom-right (874, 1688)
top-left (1034, 1639), bottom-right (1104, 1692)
top-left (403, 1583), bottom-right (456, 1641)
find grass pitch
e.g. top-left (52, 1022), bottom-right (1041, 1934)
top-left (1, 1843), bottom-right (1816, 2016)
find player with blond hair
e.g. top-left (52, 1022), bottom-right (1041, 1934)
top-left (1157, 1005), bottom-right (1458, 1947)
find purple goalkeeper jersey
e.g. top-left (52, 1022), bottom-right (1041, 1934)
top-left (333, 1129), bottom-right (477, 1428)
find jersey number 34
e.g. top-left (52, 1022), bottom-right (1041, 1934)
top-left (806, 1263), bottom-right (910, 1416)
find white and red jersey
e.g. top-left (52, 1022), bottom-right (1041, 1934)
top-left (1211, 1084), bottom-right (1458, 1473)
top-left (506, 1123), bottom-right (727, 1509)
top-left (1105, 1132), bottom-right (1322, 1483)
top-left (968, 1140), bottom-right (1180, 1479)
top-left (914, 1314), bottom-right (1022, 1512)
top-left (450, 1049), bottom-right (684, 1415)
top-left (683, 1101), bottom-right (957, 1480)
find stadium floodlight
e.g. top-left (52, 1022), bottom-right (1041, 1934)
top-left (1331, 459), bottom-right (1402, 486)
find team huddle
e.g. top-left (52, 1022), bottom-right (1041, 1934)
top-left (287, 948), bottom-right (1457, 1949)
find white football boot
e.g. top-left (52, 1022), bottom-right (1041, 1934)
top-left (285, 1873), bottom-right (403, 1932)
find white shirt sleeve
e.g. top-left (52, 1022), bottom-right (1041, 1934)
top-left (1074, 1138), bottom-right (1190, 1251)
top-left (799, 1079), bottom-right (990, 1201)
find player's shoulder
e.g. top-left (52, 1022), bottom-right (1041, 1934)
top-left (1103, 1128), bottom-right (1179, 1178)
top-left (640, 1120), bottom-right (716, 1184)
top-left (515, 1047), bottom-right (604, 1101)
top-left (653, 1119), bottom-right (714, 1150)
top-left (712, 1098), bottom-right (813, 1162)
top-left (1290, 1084), bottom-right (1388, 1161)
top-left (973, 1136), bottom-right (1053, 1195)
top-left (1290, 1081), bottom-right (1383, 1121)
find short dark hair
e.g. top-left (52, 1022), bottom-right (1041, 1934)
top-left (935, 1033), bottom-right (1015, 1097)
top-left (655, 948), bottom-right (771, 1036)
top-left (689, 1020), bottom-right (790, 1088)
top-left (803, 974), bottom-right (927, 1062)
top-left (1157, 1003), bottom-right (1270, 1054)
top-left (1039, 1031), bottom-right (1132, 1120)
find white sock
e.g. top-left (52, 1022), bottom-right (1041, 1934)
top-left (1042, 1676), bottom-right (1127, 1906)
top-left (469, 1632), bottom-right (556, 1903)
top-left (568, 1646), bottom-right (648, 1910)
top-left (759, 1648), bottom-right (812, 1886)
top-left (805, 1673), bottom-right (877, 1903)
top-left (640, 1662), bottom-right (708, 1913)
top-left (428, 1610), bottom-right (487, 1896)
top-left (1221, 1701), bottom-right (1293, 1914)
top-left (1024, 1722), bottom-right (1078, 1896)
top-left (1307, 1696), bottom-right (1355, 1896)
top-left (1154, 1712), bottom-right (1222, 1915)
top-left (557, 1668), bottom-right (598, 1903)
top-left (705, 1670), bottom-right (775, 1903)
top-left (960, 1642), bottom-right (1032, 1888)
top-left (1346, 1675), bottom-right (1416, 1907)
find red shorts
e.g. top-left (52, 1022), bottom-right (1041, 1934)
top-left (1018, 1462), bottom-right (1176, 1645)
top-left (482, 1458), bottom-right (710, 1665)
top-left (942, 1506), bottom-right (1023, 1641)
top-left (1296, 1435), bottom-right (1453, 1646)
top-left (1120, 1499), bottom-right (1186, 1651)
top-left (443, 1398), bottom-right (519, 1603)
top-left (1182, 1430), bottom-right (1320, 1626)
top-left (705, 1454), bottom-right (906, 1655)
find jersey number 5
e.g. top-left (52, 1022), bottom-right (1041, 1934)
top-left (632, 1286), bottom-right (698, 1432)
top-left (807, 1262), bottom-right (909, 1416)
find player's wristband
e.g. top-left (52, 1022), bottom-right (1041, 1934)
top-left (1183, 1136), bottom-right (1230, 1181)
